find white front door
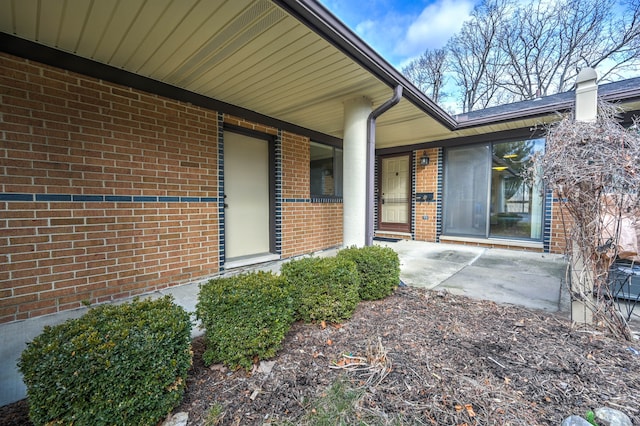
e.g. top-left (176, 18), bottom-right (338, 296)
top-left (380, 155), bottom-right (410, 230)
top-left (224, 131), bottom-right (270, 259)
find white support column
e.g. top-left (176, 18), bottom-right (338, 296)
top-left (572, 67), bottom-right (598, 324)
top-left (342, 96), bottom-right (372, 247)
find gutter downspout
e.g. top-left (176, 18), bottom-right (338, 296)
top-left (365, 85), bottom-right (403, 246)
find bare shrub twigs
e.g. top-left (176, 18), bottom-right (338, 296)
top-left (532, 101), bottom-right (640, 339)
top-left (330, 336), bottom-right (392, 387)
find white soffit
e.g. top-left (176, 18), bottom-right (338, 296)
top-left (3, 0), bottom-right (635, 148)
top-left (0, 0), bottom-right (455, 147)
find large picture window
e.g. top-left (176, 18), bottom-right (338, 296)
top-left (443, 138), bottom-right (545, 240)
top-left (310, 142), bottom-right (343, 198)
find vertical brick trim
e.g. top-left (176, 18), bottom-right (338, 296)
top-left (217, 112), bottom-right (226, 269)
top-left (275, 130), bottom-right (283, 255)
top-left (411, 153), bottom-right (417, 240)
top-left (436, 147), bottom-right (444, 242)
top-left (543, 189), bottom-right (553, 253)
top-left (373, 157), bottom-right (378, 233)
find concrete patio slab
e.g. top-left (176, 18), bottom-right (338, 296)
top-left (375, 240), bottom-right (570, 313)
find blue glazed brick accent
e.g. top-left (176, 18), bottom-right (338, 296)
top-left (105, 195), bottom-right (133, 202)
top-left (310, 197), bottom-right (343, 203)
top-left (543, 189), bottom-right (553, 253)
top-left (133, 196), bottom-right (157, 202)
top-left (0, 193), bottom-right (33, 201)
top-left (283, 198), bottom-right (310, 203)
top-left (180, 197), bottom-right (199, 202)
top-left (158, 196), bottom-right (180, 202)
top-left (217, 111), bottom-right (226, 269)
top-left (435, 148), bottom-right (444, 241)
top-left (374, 158), bottom-right (379, 232)
top-left (200, 197), bottom-right (217, 202)
top-left (274, 129), bottom-right (283, 255)
top-left (73, 195), bottom-right (104, 202)
top-left (411, 154), bottom-right (417, 239)
top-left (36, 194), bottom-right (72, 201)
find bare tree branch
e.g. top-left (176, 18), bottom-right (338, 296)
top-left (403, 0), bottom-right (640, 112)
top-left (531, 103), bottom-right (640, 340)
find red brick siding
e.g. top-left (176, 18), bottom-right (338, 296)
top-left (281, 131), bottom-right (310, 200)
top-left (223, 114), bottom-right (279, 136)
top-left (280, 203), bottom-right (343, 257)
top-left (1, 54), bottom-right (343, 323)
top-left (280, 132), bottom-right (342, 257)
top-left (1, 53), bottom-right (220, 323)
top-left (549, 199), bottom-right (571, 254)
top-left (413, 148), bottom-right (440, 242)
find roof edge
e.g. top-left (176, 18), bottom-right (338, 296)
top-left (454, 78), bottom-right (640, 129)
top-left (273, 0), bottom-right (458, 130)
top-left (455, 101), bottom-right (573, 129)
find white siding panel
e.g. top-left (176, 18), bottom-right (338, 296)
top-left (36, 0), bottom-right (65, 46)
top-left (11, 0), bottom-right (38, 40)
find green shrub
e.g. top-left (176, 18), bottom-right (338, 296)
top-left (196, 271), bottom-right (294, 371)
top-left (18, 296), bottom-right (192, 426)
top-left (281, 256), bottom-right (360, 323)
top-left (337, 245), bottom-right (400, 300)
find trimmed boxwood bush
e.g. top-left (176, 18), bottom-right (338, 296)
top-left (281, 256), bottom-right (360, 323)
top-left (337, 245), bottom-right (401, 300)
top-left (196, 271), bottom-right (294, 371)
top-left (18, 296), bottom-right (192, 426)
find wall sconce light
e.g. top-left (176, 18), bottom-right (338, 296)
top-left (420, 152), bottom-right (430, 167)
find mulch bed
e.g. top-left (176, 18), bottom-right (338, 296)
top-left (2, 286), bottom-right (639, 425)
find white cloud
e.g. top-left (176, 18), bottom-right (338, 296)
top-left (355, 19), bottom-right (376, 35)
top-left (397, 0), bottom-right (476, 56)
top-left (351, 12), bottom-right (410, 66)
top-left (319, 0), bottom-right (478, 69)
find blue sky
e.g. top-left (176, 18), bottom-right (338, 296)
top-left (318, 0), bottom-right (478, 69)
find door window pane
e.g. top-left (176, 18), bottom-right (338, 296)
top-left (490, 139), bottom-right (545, 239)
top-left (443, 145), bottom-right (490, 236)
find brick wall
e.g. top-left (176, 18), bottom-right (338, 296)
top-left (223, 114), bottom-right (279, 137)
top-left (413, 148), bottom-right (440, 242)
top-left (549, 199), bottom-right (571, 254)
top-left (280, 131), bottom-right (342, 257)
top-left (0, 53), bottom-right (222, 323)
top-left (1, 54), bottom-right (343, 323)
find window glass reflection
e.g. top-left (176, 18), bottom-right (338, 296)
top-left (490, 139), bottom-right (545, 239)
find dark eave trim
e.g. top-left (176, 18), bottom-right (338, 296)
top-left (273, 0), bottom-right (458, 130)
top-left (0, 32), bottom-right (342, 147)
top-left (455, 103), bottom-right (573, 129)
top-left (377, 127), bottom-right (547, 155)
top-left (453, 83), bottom-right (640, 129)
top-left (456, 100), bottom-right (640, 130)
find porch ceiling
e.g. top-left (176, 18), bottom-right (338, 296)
top-left (2, 0), bottom-right (637, 149)
top-left (0, 0), bottom-right (459, 147)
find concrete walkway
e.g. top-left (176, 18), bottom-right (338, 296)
top-left (383, 240), bottom-right (570, 313)
top-left (0, 240), bottom-right (571, 406)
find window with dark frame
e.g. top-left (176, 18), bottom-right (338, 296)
top-left (442, 138), bottom-right (545, 241)
top-left (310, 141), bottom-right (343, 198)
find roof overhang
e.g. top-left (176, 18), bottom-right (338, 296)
top-left (1, 0), bottom-right (639, 150)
